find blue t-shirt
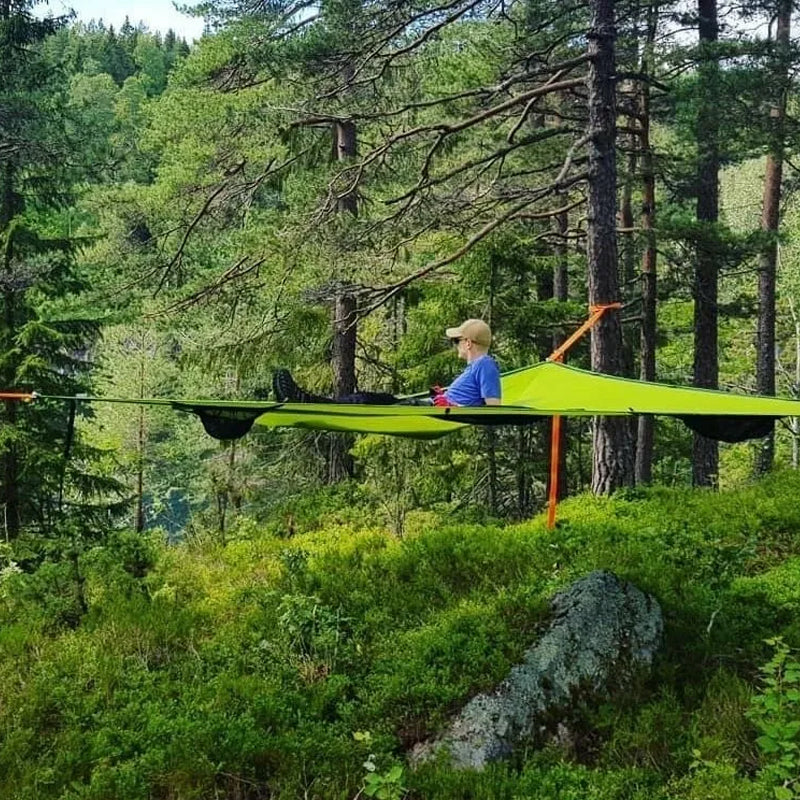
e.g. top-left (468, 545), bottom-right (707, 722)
top-left (445, 355), bottom-right (502, 406)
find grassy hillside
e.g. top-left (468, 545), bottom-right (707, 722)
top-left (3, 475), bottom-right (800, 799)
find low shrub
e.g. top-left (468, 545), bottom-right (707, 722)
top-left (4, 472), bottom-right (800, 798)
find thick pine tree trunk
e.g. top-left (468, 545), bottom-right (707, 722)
top-left (692, 0), bottom-right (720, 487)
top-left (328, 119), bottom-right (358, 482)
top-left (635, 4), bottom-right (658, 485)
top-left (755, 0), bottom-right (790, 476)
top-left (587, 0), bottom-right (634, 495)
top-left (329, 291), bottom-right (357, 481)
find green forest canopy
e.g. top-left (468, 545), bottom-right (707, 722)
top-left (3, 0), bottom-right (800, 531)
top-left (3, 2), bottom-right (800, 799)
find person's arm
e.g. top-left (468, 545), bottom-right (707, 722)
top-left (478, 357), bottom-right (502, 405)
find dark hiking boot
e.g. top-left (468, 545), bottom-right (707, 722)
top-left (272, 369), bottom-right (333, 404)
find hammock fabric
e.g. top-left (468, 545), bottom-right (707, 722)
top-left (163, 361), bottom-right (799, 441)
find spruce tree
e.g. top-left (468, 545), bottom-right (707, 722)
top-left (0, 1), bottom-right (115, 537)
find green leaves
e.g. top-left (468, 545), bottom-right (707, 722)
top-left (363, 763), bottom-right (406, 799)
top-left (748, 638), bottom-right (800, 799)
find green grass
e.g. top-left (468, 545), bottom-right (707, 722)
top-left (4, 473), bottom-right (800, 798)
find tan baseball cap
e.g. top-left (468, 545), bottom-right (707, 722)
top-left (445, 318), bottom-right (492, 347)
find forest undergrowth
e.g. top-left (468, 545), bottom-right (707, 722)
top-left (3, 473), bottom-right (800, 799)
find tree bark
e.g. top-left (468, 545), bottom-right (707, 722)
top-left (329, 291), bottom-right (357, 481)
top-left (134, 355), bottom-right (145, 533)
top-left (549, 199), bottom-right (569, 501)
top-left (755, 0), bottom-right (790, 476)
top-left (635, 3), bottom-right (658, 485)
top-left (692, 0), bottom-right (720, 487)
top-left (587, 0), bottom-right (634, 495)
top-left (790, 298), bottom-right (800, 469)
top-left (328, 119), bottom-right (359, 482)
top-left (335, 120), bottom-right (358, 215)
top-left (1, 160), bottom-right (20, 538)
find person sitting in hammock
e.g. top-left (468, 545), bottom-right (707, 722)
top-left (273, 319), bottom-right (502, 407)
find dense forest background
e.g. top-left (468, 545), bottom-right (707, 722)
top-left (4, 0), bottom-right (800, 537)
top-left (4, 0), bottom-right (800, 798)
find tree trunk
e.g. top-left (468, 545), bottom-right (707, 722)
top-left (755, 0), bottom-right (790, 476)
top-left (486, 256), bottom-right (499, 514)
top-left (692, 0), bottom-right (720, 487)
top-left (587, 0), bottom-right (633, 495)
top-left (550, 199), bottom-right (569, 501)
top-left (335, 120), bottom-right (358, 215)
top-left (328, 119), bottom-right (358, 482)
top-left (329, 291), bottom-right (356, 481)
top-left (134, 408), bottom-right (145, 532)
top-left (1, 160), bottom-right (20, 538)
top-left (790, 297), bottom-right (800, 469)
top-left (635, 3), bottom-right (658, 485)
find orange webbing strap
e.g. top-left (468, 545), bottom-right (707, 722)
top-left (0, 391), bottom-right (37, 402)
top-left (546, 303), bottom-right (622, 364)
top-left (545, 303), bottom-right (622, 529)
top-left (546, 415), bottom-right (563, 529)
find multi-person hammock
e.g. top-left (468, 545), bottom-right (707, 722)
top-left (3, 306), bottom-right (798, 528)
top-left (5, 358), bottom-right (797, 443)
top-left (164, 360), bottom-right (800, 441)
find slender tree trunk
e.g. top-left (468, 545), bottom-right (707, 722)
top-left (69, 546), bottom-right (87, 624)
top-left (550, 199), bottom-right (569, 501)
top-left (486, 256), bottom-right (499, 514)
top-left (217, 491), bottom-right (227, 544)
top-left (587, 0), bottom-right (634, 494)
top-left (755, 0), bottom-right (790, 476)
top-left (516, 426), bottom-right (531, 517)
top-left (134, 354), bottom-right (145, 533)
top-left (790, 297), bottom-right (800, 469)
top-left (693, 0), bottom-right (720, 487)
top-left (227, 439), bottom-right (238, 512)
top-left (1, 160), bottom-right (20, 538)
top-left (328, 119), bottom-right (359, 482)
top-left (636, 3), bottom-right (658, 485)
top-left (619, 102), bottom-right (638, 382)
top-left (620, 119), bottom-right (639, 473)
top-left (620, 145), bottom-right (636, 290)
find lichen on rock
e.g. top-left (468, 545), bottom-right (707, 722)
top-left (410, 570), bottom-right (664, 770)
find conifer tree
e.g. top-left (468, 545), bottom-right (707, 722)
top-left (692, 0), bottom-right (720, 487)
top-left (755, 0), bottom-right (792, 475)
top-left (587, 0), bottom-right (634, 493)
top-left (0, 1), bottom-right (114, 537)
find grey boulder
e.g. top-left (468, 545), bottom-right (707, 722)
top-left (410, 569), bottom-right (664, 770)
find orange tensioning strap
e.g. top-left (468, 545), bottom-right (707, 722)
top-left (546, 303), bottom-right (622, 529)
top-left (0, 391), bottom-right (37, 402)
top-left (546, 415), bottom-right (563, 529)
top-left (547, 303), bottom-right (622, 365)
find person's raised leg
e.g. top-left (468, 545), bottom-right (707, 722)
top-left (274, 371), bottom-right (409, 405)
top-left (273, 369), bottom-right (334, 404)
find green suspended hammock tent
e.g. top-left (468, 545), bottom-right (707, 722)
top-left (35, 361), bottom-right (799, 442)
